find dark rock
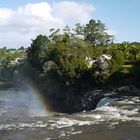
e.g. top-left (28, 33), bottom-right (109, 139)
top-left (114, 85), bottom-right (140, 96)
top-left (41, 84), bottom-right (140, 113)
top-left (81, 90), bottom-right (104, 111)
top-left (79, 85), bottom-right (140, 112)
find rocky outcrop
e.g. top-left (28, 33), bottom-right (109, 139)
top-left (78, 85), bottom-right (140, 112)
top-left (113, 85), bottom-right (140, 96)
top-left (81, 90), bottom-right (104, 111)
top-left (42, 85), bottom-right (140, 113)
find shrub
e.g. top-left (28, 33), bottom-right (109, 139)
top-left (131, 61), bottom-right (140, 80)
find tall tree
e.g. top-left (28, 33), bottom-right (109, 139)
top-left (74, 19), bottom-right (114, 46)
top-left (27, 34), bottom-right (50, 71)
top-left (85, 19), bottom-right (114, 45)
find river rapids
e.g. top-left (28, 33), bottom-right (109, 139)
top-left (0, 88), bottom-right (140, 140)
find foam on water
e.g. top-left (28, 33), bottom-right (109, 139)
top-left (95, 96), bottom-right (140, 121)
top-left (0, 96), bottom-right (139, 131)
top-left (0, 86), bottom-right (140, 140)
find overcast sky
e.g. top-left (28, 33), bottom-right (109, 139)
top-left (0, 0), bottom-right (140, 48)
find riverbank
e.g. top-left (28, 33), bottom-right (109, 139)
top-left (40, 82), bottom-right (140, 113)
top-left (0, 74), bottom-right (139, 114)
top-left (37, 69), bottom-right (140, 113)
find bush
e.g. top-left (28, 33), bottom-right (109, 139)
top-left (91, 48), bottom-right (125, 84)
top-left (109, 49), bottom-right (125, 73)
top-left (45, 43), bottom-right (88, 85)
top-left (131, 61), bottom-right (140, 80)
top-left (91, 54), bottom-right (112, 83)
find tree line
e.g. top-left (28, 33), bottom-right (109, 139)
top-left (0, 19), bottom-right (140, 112)
top-left (25, 19), bottom-right (140, 112)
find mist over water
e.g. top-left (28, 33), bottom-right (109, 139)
top-left (0, 86), bottom-right (51, 119)
top-left (0, 85), bottom-right (140, 140)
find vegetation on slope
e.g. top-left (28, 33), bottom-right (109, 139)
top-left (0, 19), bottom-right (140, 112)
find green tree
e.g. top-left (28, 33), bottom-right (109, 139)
top-left (49, 28), bottom-right (61, 43)
top-left (27, 34), bottom-right (50, 71)
top-left (128, 45), bottom-right (139, 61)
top-left (74, 19), bottom-right (114, 46)
top-left (74, 23), bottom-right (84, 36)
top-left (84, 19), bottom-right (113, 45)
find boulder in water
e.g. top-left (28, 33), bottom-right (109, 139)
top-left (81, 90), bottom-right (104, 111)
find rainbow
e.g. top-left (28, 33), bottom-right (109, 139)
top-left (23, 78), bottom-right (52, 117)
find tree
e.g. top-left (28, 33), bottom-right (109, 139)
top-left (74, 19), bottom-right (114, 46)
top-left (27, 34), bottom-right (50, 71)
top-left (18, 46), bottom-right (25, 51)
top-left (74, 23), bottom-right (84, 36)
top-left (84, 19), bottom-right (113, 45)
top-left (63, 25), bottom-right (71, 35)
top-left (128, 45), bottom-right (139, 61)
top-left (49, 28), bottom-right (61, 43)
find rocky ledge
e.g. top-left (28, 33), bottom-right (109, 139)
top-left (79, 85), bottom-right (140, 112)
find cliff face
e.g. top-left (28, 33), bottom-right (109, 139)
top-left (42, 84), bottom-right (140, 113)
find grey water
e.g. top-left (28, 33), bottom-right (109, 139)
top-left (0, 87), bottom-right (140, 140)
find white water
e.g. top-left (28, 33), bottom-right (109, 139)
top-left (0, 88), bottom-right (140, 140)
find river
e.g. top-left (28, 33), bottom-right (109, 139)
top-left (0, 87), bottom-right (140, 140)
